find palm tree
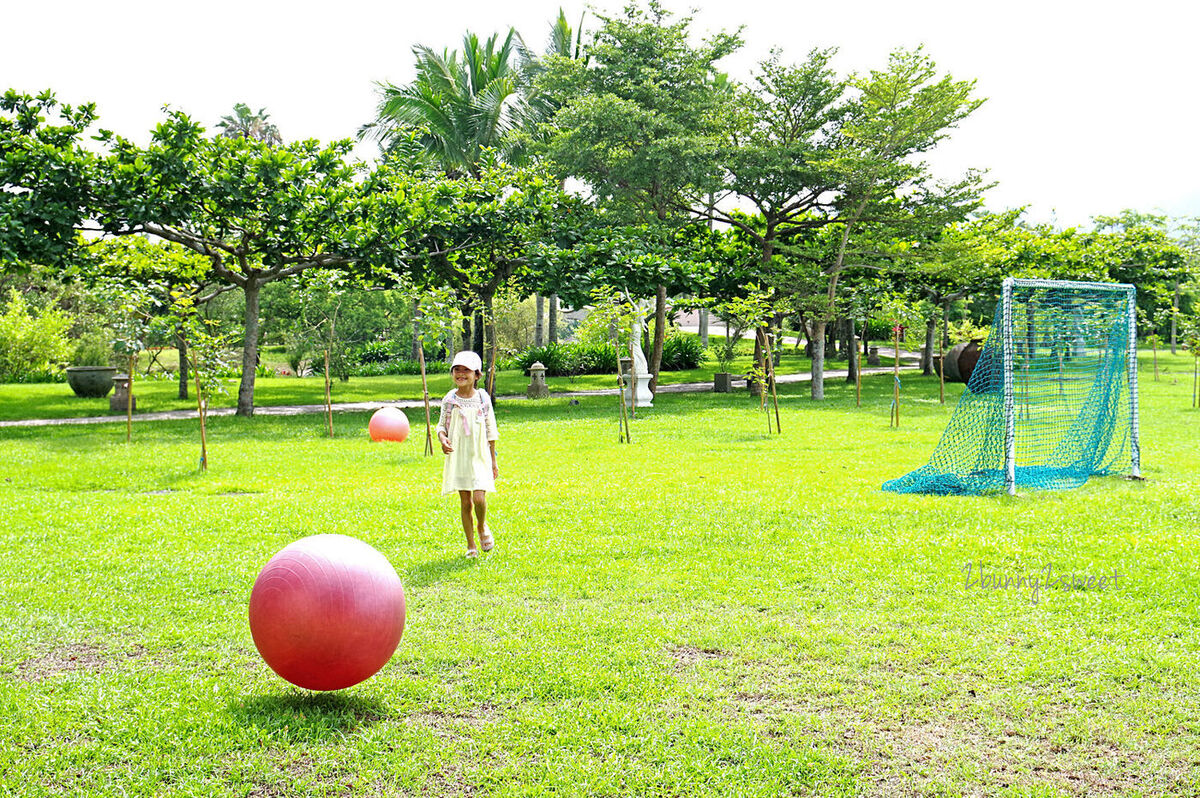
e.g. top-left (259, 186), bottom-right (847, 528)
top-left (216, 103), bottom-right (282, 146)
top-left (362, 30), bottom-right (530, 177)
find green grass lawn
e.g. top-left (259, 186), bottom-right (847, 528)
top-left (1, 356), bottom-right (1197, 796)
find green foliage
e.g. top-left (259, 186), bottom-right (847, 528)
top-left (71, 329), bottom-right (115, 367)
top-left (660, 332), bottom-right (706, 370)
top-left (350, 358), bottom-right (435, 378)
top-left (0, 290), bottom-right (72, 382)
top-left (707, 285), bottom-right (775, 371)
top-left (353, 341), bottom-right (394, 365)
top-left (946, 318), bottom-right (990, 346)
top-left (0, 91), bottom-right (98, 267)
top-left (514, 342), bottom-right (618, 377)
top-left (544, 1), bottom-right (741, 223)
top-left (875, 293), bottom-right (925, 345)
top-left (363, 29), bottom-right (530, 175)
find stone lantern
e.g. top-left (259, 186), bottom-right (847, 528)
top-left (110, 373), bottom-right (136, 413)
top-left (526, 361), bottom-right (550, 399)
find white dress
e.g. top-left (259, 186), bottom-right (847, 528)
top-left (438, 389), bottom-right (499, 495)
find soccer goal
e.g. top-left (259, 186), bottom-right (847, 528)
top-left (883, 278), bottom-right (1140, 496)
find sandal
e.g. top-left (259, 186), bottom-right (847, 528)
top-left (480, 526), bottom-right (494, 552)
top-left (465, 547), bottom-right (479, 558)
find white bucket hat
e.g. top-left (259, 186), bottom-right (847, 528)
top-left (451, 351), bottom-right (483, 372)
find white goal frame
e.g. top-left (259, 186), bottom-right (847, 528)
top-left (1000, 278), bottom-right (1140, 496)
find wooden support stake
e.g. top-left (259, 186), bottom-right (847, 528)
top-left (767, 329), bottom-right (782, 434)
top-left (855, 335), bottom-right (862, 409)
top-left (126, 353), bottom-right (136, 443)
top-left (324, 348), bottom-right (333, 438)
top-left (194, 353), bottom-right (208, 471)
top-left (628, 320), bottom-right (638, 419)
top-left (617, 374), bottom-right (632, 443)
top-left (892, 327), bottom-right (901, 427)
top-left (938, 312), bottom-right (945, 405)
top-left (418, 346), bottom-right (434, 456)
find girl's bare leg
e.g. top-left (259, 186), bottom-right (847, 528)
top-left (458, 490), bottom-right (477, 550)
top-left (473, 490), bottom-right (487, 538)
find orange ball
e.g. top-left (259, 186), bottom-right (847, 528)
top-left (368, 406), bottom-right (410, 442)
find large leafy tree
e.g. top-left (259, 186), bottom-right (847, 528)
top-left (800, 47), bottom-right (988, 398)
top-left (542, 0), bottom-right (741, 392)
top-left (1, 91), bottom-right (438, 416)
top-left (384, 157), bottom-right (570, 388)
top-left (706, 49), bottom-right (846, 283)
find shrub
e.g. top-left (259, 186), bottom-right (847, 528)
top-left (350, 359), bottom-right (432, 377)
top-left (0, 291), bottom-right (73, 383)
top-left (514, 342), bottom-right (618, 377)
top-left (283, 333), bottom-right (309, 376)
top-left (352, 341), bottom-right (394, 365)
top-left (571, 342), bottom-right (619, 375)
top-left (71, 330), bottom-right (115, 367)
top-left (660, 334), bottom-right (706, 371)
top-left (515, 343), bottom-right (572, 376)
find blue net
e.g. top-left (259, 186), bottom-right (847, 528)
top-left (883, 281), bottom-right (1137, 496)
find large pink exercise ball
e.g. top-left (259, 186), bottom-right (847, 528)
top-left (368, 406), bottom-right (410, 442)
top-left (248, 534), bottom-right (406, 691)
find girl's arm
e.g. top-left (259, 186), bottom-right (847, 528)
top-left (437, 393), bottom-right (453, 453)
top-left (489, 439), bottom-right (498, 479)
top-left (484, 395), bottom-right (499, 442)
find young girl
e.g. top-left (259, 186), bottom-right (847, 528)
top-left (437, 351), bottom-right (499, 557)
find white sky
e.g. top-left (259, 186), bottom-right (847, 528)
top-left (5, 0), bottom-right (1198, 229)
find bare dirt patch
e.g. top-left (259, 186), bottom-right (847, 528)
top-left (669, 644), bottom-right (726, 668)
top-left (11, 642), bottom-right (146, 682)
top-left (408, 703), bottom-right (497, 741)
top-left (730, 685), bottom-right (1185, 797)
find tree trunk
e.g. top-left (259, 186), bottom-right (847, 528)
top-left (484, 293), bottom-right (496, 390)
top-left (176, 329), bottom-right (189, 400)
top-left (810, 318), bottom-right (826, 400)
top-left (922, 317), bottom-right (936, 376)
top-left (482, 294), bottom-right (496, 396)
top-left (461, 307), bottom-right (472, 352)
top-left (699, 307), bottom-right (709, 347)
top-left (535, 294), bottom-right (545, 347)
top-left (236, 280), bottom-right (261, 417)
top-left (472, 308), bottom-right (485, 356)
top-left (548, 294), bottom-right (559, 344)
top-left (648, 283), bottom-right (667, 393)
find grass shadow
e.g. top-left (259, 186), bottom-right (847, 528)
top-left (404, 556), bottom-right (476, 589)
top-left (229, 691), bottom-right (389, 740)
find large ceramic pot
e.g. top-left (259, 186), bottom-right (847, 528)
top-left (65, 366), bottom-right (118, 398)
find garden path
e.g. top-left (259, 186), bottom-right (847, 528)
top-left (0, 350), bottom-right (920, 429)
